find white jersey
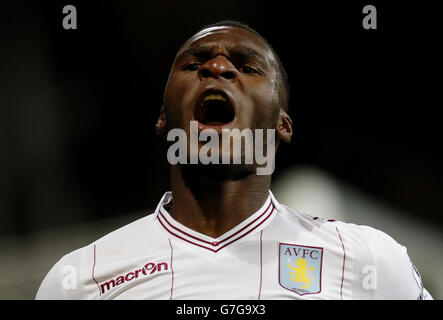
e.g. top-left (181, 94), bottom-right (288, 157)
top-left (36, 191), bottom-right (432, 300)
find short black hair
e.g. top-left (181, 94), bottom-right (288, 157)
top-left (196, 20), bottom-right (290, 111)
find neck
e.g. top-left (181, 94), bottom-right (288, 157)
top-left (168, 165), bottom-right (271, 238)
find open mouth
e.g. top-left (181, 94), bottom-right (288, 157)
top-left (194, 90), bottom-right (236, 126)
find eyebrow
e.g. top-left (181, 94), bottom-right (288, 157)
top-left (176, 43), bottom-right (269, 69)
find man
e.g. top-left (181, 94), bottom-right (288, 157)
top-left (36, 20), bottom-right (432, 300)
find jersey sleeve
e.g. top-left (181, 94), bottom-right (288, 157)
top-left (359, 226), bottom-right (433, 300)
top-left (35, 245), bottom-right (98, 300)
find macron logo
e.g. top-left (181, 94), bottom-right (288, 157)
top-left (99, 261), bottom-right (168, 294)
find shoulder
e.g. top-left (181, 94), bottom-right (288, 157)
top-left (36, 213), bottom-right (158, 299)
top-left (278, 206), bottom-right (409, 262)
top-left (89, 214), bottom-right (158, 251)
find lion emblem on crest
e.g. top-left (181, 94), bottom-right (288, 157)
top-left (287, 257), bottom-right (315, 289)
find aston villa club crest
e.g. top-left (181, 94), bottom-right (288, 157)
top-left (279, 243), bottom-right (323, 295)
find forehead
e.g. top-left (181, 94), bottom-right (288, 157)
top-left (177, 26), bottom-right (273, 59)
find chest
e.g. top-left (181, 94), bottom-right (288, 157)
top-left (97, 236), bottom-right (350, 300)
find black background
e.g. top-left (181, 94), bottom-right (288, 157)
top-left (1, 1), bottom-right (441, 236)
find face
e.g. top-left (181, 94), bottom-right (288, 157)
top-left (157, 26), bottom-right (292, 170)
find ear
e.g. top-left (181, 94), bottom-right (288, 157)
top-left (276, 108), bottom-right (293, 143)
top-left (155, 105), bottom-right (167, 135)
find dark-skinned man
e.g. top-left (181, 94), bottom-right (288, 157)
top-left (37, 21), bottom-right (431, 300)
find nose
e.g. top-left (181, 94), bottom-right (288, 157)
top-left (198, 55), bottom-right (237, 81)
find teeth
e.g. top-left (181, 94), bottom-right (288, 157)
top-left (203, 94), bottom-right (226, 102)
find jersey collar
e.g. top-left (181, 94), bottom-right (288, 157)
top-left (154, 190), bottom-right (279, 253)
